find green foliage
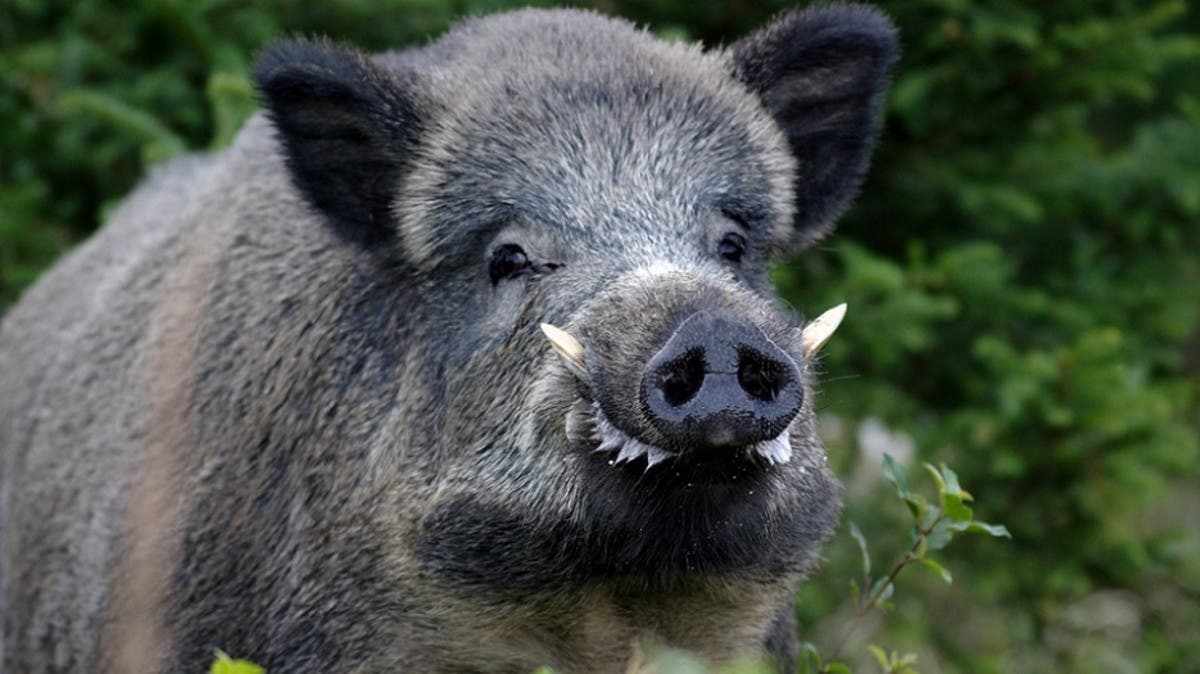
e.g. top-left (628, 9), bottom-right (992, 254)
top-left (803, 454), bottom-right (1009, 674)
top-left (211, 649), bottom-right (265, 674)
top-left (779, 2), bottom-right (1200, 670)
top-left (866, 646), bottom-right (918, 674)
top-left (3, 1), bottom-right (1198, 672)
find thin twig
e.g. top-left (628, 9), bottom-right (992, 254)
top-left (826, 515), bottom-right (945, 668)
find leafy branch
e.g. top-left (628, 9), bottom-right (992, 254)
top-left (801, 454), bottom-right (1010, 674)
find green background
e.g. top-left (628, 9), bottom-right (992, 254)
top-left (2, 1), bottom-right (1198, 672)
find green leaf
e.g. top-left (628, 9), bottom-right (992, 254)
top-left (868, 575), bottom-right (889, 600)
top-left (882, 453), bottom-right (910, 499)
top-left (919, 557), bottom-right (953, 584)
top-left (922, 463), bottom-right (946, 494)
top-left (211, 650), bottom-right (265, 674)
top-left (966, 521), bottom-right (1012, 538)
top-left (800, 642), bottom-right (823, 673)
top-left (868, 644), bottom-right (890, 671)
top-left (849, 521), bottom-right (871, 580)
top-left (903, 494), bottom-right (930, 522)
top-left (868, 577), bottom-right (896, 606)
top-left (918, 505), bottom-right (942, 531)
top-left (938, 463), bottom-right (964, 498)
top-left (800, 641), bottom-right (822, 661)
top-left (824, 662), bottom-right (852, 674)
top-left (921, 515), bottom-right (960, 549)
top-left (940, 492), bottom-right (974, 522)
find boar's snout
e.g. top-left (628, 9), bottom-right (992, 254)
top-left (640, 311), bottom-right (802, 452)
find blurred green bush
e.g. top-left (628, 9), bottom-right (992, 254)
top-left (2, 1), bottom-right (1198, 672)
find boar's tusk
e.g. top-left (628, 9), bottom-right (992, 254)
top-left (801, 303), bottom-right (847, 358)
top-left (540, 323), bottom-right (588, 378)
top-left (751, 434), bottom-right (793, 465)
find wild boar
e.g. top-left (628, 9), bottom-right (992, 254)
top-left (0, 5), bottom-right (896, 672)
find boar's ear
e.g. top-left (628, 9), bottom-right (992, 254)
top-left (254, 38), bottom-right (424, 246)
top-left (732, 4), bottom-right (898, 249)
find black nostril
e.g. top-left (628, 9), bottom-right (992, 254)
top-left (658, 348), bottom-right (706, 407)
top-left (737, 346), bottom-right (791, 402)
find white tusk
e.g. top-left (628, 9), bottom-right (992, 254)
top-left (801, 303), bottom-right (847, 358)
top-left (540, 323), bottom-right (587, 377)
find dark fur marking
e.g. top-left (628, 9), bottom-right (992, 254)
top-left (418, 454), bottom-right (838, 596)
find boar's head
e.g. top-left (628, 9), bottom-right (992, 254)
top-left (255, 6), bottom-right (896, 596)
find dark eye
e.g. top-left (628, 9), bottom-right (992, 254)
top-left (718, 232), bottom-right (747, 264)
top-left (489, 243), bottom-right (532, 284)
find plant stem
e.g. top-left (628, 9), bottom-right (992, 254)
top-left (825, 515), bottom-right (945, 668)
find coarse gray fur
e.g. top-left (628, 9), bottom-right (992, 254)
top-left (0, 6), bottom-right (897, 673)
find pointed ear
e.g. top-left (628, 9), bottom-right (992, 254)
top-left (254, 38), bottom-right (425, 245)
top-left (733, 4), bottom-right (898, 249)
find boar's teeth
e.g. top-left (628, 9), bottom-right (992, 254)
top-left (615, 442), bottom-right (646, 464)
top-left (801, 303), bottom-right (847, 358)
top-left (754, 435), bottom-right (793, 465)
top-left (590, 401), bottom-right (676, 467)
top-left (594, 437), bottom-right (622, 454)
top-left (644, 446), bottom-right (671, 469)
top-left (540, 323), bottom-right (588, 380)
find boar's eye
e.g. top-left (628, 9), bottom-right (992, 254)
top-left (718, 232), bottom-right (747, 264)
top-left (489, 243), bottom-right (532, 284)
